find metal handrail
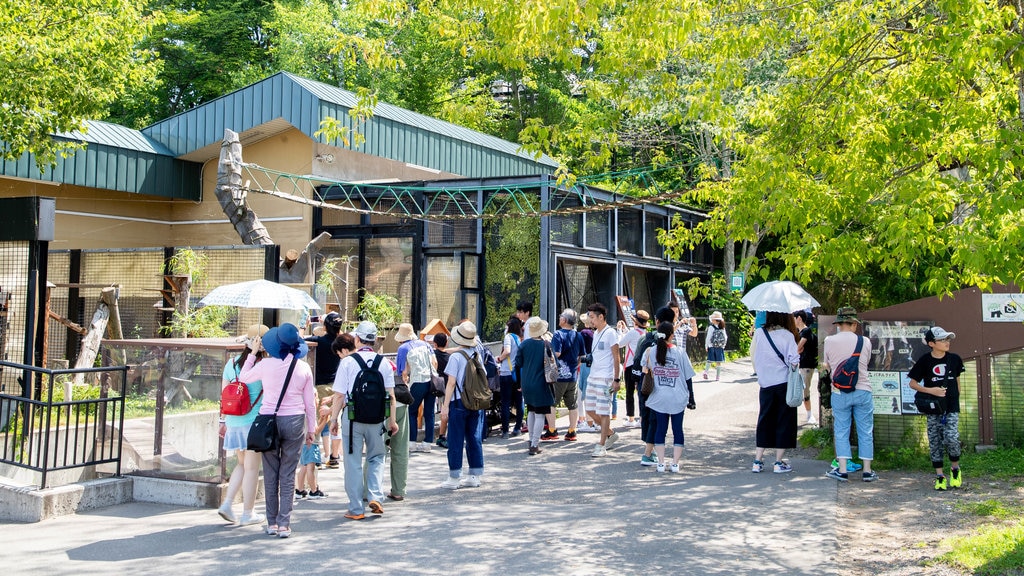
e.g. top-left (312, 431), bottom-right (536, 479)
top-left (0, 360), bottom-right (128, 489)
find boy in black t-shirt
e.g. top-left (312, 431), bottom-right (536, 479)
top-left (907, 327), bottom-right (965, 491)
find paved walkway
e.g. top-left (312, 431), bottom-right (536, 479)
top-left (0, 358), bottom-right (838, 575)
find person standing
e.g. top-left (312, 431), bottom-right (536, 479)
top-left (793, 311), bottom-right (818, 425)
top-left (669, 302), bottom-right (698, 409)
top-left (583, 302), bottom-right (621, 457)
top-left (432, 334), bottom-right (451, 449)
top-left (386, 323), bottom-right (420, 503)
top-left (751, 312), bottom-right (800, 474)
top-left (617, 310), bottom-right (649, 428)
top-left (402, 327), bottom-right (437, 455)
top-left (551, 308), bottom-right (584, 441)
top-left (907, 327), bottom-right (964, 490)
top-left (515, 317), bottom-right (557, 455)
top-left (641, 321), bottom-right (695, 473)
top-left (703, 311), bottom-right (727, 381)
top-left (495, 316), bottom-right (524, 438)
top-left (576, 313), bottom-right (597, 432)
top-left (217, 324), bottom-right (269, 527)
top-left (440, 321), bottom-right (486, 488)
top-left (238, 323), bottom-right (317, 538)
top-left (822, 307), bottom-right (877, 482)
top-left (329, 321), bottom-right (399, 520)
top-left (305, 312), bottom-right (344, 468)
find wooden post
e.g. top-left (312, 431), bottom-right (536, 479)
top-left (72, 295), bottom-right (112, 387)
top-left (100, 287), bottom-right (126, 366)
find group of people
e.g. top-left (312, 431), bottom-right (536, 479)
top-left (216, 299), bottom-right (967, 538)
top-left (750, 306), bottom-right (964, 490)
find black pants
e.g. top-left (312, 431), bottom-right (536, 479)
top-left (624, 370), bottom-right (641, 418)
top-left (756, 383), bottom-right (797, 449)
top-left (639, 392), bottom-right (655, 444)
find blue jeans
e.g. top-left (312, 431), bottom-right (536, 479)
top-left (446, 400), bottom-right (484, 478)
top-left (578, 364), bottom-right (591, 398)
top-left (499, 374), bottom-right (523, 433)
top-left (341, 414), bottom-right (386, 515)
top-left (653, 410), bottom-right (685, 446)
top-left (831, 389), bottom-right (874, 460)
top-left (409, 381), bottom-right (436, 443)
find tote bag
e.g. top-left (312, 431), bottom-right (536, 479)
top-left (763, 328), bottom-right (804, 408)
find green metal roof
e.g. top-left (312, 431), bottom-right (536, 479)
top-left (0, 120), bottom-right (202, 200)
top-left (143, 72), bottom-right (559, 178)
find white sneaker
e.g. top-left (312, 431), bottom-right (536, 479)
top-left (656, 463), bottom-right (666, 472)
top-left (579, 422), bottom-right (599, 432)
top-left (238, 512), bottom-right (265, 526)
top-left (670, 462), bottom-right (680, 473)
top-left (217, 504), bottom-right (237, 524)
top-left (461, 475), bottom-right (481, 488)
top-left (419, 442), bottom-right (433, 453)
top-left (807, 415), bottom-right (818, 425)
top-left (591, 445), bottom-right (607, 457)
top-left (605, 432), bottom-right (620, 450)
top-left (440, 476), bottom-right (461, 489)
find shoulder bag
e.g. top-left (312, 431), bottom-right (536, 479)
top-left (763, 327), bottom-right (804, 408)
top-left (247, 356), bottom-right (299, 453)
top-left (543, 341), bottom-right (559, 384)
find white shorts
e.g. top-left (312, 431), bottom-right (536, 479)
top-left (585, 378), bottom-right (613, 416)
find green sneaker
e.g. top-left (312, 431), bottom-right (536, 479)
top-left (934, 475), bottom-right (948, 491)
top-left (830, 459), bottom-right (862, 472)
top-left (949, 467), bottom-right (962, 488)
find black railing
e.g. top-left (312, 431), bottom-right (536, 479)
top-left (0, 361), bottom-right (127, 489)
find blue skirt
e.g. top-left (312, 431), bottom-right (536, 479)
top-left (706, 347), bottom-right (725, 362)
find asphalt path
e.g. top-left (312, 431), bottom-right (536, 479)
top-left (0, 358), bottom-right (838, 575)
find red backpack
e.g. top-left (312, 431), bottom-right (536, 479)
top-left (221, 376), bottom-right (262, 416)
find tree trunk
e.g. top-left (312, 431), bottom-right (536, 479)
top-left (73, 298), bottom-right (111, 386)
top-left (216, 128), bottom-right (273, 245)
top-left (100, 287), bottom-right (126, 366)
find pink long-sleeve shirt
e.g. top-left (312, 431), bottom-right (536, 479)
top-left (240, 353), bottom-right (317, 434)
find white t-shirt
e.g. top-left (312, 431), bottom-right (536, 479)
top-left (641, 345), bottom-right (693, 414)
top-left (332, 349), bottom-right (395, 397)
top-left (618, 327), bottom-right (645, 366)
top-left (589, 325), bottom-right (618, 379)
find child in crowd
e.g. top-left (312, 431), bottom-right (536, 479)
top-left (703, 311), bottom-right (727, 381)
top-left (295, 409), bottom-right (329, 500)
top-left (907, 327), bottom-right (965, 491)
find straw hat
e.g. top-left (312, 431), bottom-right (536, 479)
top-left (236, 323), bottom-right (270, 343)
top-left (450, 322), bottom-right (479, 348)
top-left (394, 323), bottom-right (416, 343)
top-left (709, 311), bottom-right (724, 322)
top-left (525, 316), bottom-right (548, 339)
top-left (633, 310), bottom-right (650, 326)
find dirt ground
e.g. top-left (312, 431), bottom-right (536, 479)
top-left (837, 468), bottom-right (1023, 575)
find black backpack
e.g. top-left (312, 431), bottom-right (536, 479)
top-left (831, 336), bottom-right (864, 393)
top-left (347, 353), bottom-right (388, 453)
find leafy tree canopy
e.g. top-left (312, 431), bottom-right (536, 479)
top-left (0, 0), bottom-right (156, 168)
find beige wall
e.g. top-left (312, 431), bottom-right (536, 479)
top-left (0, 124), bottom-right (460, 252)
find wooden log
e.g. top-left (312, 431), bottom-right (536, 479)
top-left (72, 297), bottom-right (111, 386)
top-left (101, 287), bottom-right (126, 366)
top-left (48, 310), bottom-right (86, 335)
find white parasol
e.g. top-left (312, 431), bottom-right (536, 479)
top-left (198, 279), bottom-right (320, 311)
top-left (741, 280), bottom-right (820, 313)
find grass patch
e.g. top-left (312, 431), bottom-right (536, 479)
top-left (938, 522), bottom-right (1024, 575)
top-left (799, 427), bottom-right (835, 460)
top-left (956, 499), bottom-right (1024, 519)
top-left (123, 395), bottom-right (219, 420)
top-left (960, 448), bottom-right (1024, 480)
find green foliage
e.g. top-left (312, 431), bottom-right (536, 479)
top-left (938, 522), bottom-right (1024, 576)
top-left (168, 249), bottom-right (209, 286)
top-left (955, 499), bottom-right (1024, 520)
top-left (798, 427), bottom-right (834, 460)
top-left (960, 448), bottom-right (1024, 481)
top-left (123, 394), bottom-right (219, 419)
top-left (685, 274), bottom-right (754, 353)
top-left (355, 290), bottom-right (402, 328)
top-left (159, 306), bottom-right (233, 337)
top-left (0, 0), bottom-right (157, 167)
top-left (483, 215), bottom-right (540, 341)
